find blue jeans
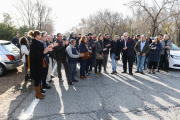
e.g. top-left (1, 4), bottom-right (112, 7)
top-left (67, 63), bottom-right (76, 83)
top-left (80, 60), bottom-right (87, 76)
top-left (111, 53), bottom-right (118, 71)
top-left (137, 55), bottom-right (146, 72)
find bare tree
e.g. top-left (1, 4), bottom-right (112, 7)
top-left (14, 0), bottom-right (55, 34)
top-left (128, 0), bottom-right (180, 36)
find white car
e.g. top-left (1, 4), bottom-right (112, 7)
top-left (169, 43), bottom-right (180, 69)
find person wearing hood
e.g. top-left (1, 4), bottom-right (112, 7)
top-left (103, 33), bottom-right (111, 74)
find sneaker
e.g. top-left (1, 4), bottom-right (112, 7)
top-left (59, 78), bottom-right (64, 82)
top-left (104, 70), bottom-right (109, 74)
top-left (86, 73), bottom-right (89, 76)
top-left (98, 72), bottom-right (103, 76)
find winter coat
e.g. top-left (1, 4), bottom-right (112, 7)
top-left (53, 40), bottom-right (68, 61)
top-left (11, 37), bottom-right (20, 48)
top-left (79, 42), bottom-right (88, 64)
top-left (103, 37), bottom-right (111, 54)
top-left (21, 45), bottom-right (29, 63)
top-left (122, 37), bottom-right (135, 56)
top-left (160, 39), bottom-right (172, 55)
top-left (148, 42), bottom-right (162, 62)
top-left (30, 39), bottom-right (46, 81)
top-left (110, 40), bottom-right (122, 60)
top-left (76, 37), bottom-right (81, 51)
top-left (92, 40), bottom-right (104, 67)
top-left (134, 40), bottom-right (150, 56)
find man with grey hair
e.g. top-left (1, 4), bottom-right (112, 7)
top-left (158, 34), bottom-right (172, 72)
top-left (46, 35), bottom-right (58, 84)
top-left (66, 39), bottom-right (84, 85)
top-left (121, 32), bottom-right (135, 75)
top-left (134, 35), bottom-right (150, 74)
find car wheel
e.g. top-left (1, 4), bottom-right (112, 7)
top-left (0, 64), bottom-right (6, 77)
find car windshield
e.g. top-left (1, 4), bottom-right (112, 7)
top-left (171, 44), bottom-right (180, 50)
top-left (1, 42), bottom-right (19, 53)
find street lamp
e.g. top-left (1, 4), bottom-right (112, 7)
top-left (123, 4), bottom-right (135, 38)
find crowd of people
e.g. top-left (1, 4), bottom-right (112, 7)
top-left (12, 30), bottom-right (172, 100)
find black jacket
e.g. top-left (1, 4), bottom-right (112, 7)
top-left (11, 37), bottom-right (20, 48)
top-left (103, 37), bottom-right (111, 54)
top-left (54, 40), bottom-right (68, 61)
top-left (122, 37), bottom-right (135, 56)
top-left (110, 40), bottom-right (122, 60)
top-left (30, 39), bottom-right (45, 80)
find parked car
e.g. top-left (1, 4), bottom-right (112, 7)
top-left (169, 43), bottom-right (180, 69)
top-left (0, 40), bottom-right (23, 76)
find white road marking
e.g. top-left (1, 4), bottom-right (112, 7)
top-left (19, 98), bottom-right (40, 120)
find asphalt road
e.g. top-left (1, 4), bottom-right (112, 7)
top-left (9, 59), bottom-right (180, 120)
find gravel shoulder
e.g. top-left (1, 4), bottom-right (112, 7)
top-left (0, 65), bottom-right (34, 119)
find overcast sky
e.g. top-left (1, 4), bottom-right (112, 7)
top-left (0, 0), bottom-right (132, 34)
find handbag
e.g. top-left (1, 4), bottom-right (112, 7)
top-left (42, 58), bottom-right (47, 68)
top-left (81, 52), bottom-right (90, 60)
top-left (96, 42), bottom-right (104, 60)
top-left (80, 44), bottom-right (90, 60)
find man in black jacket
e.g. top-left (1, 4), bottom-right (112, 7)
top-left (11, 33), bottom-right (20, 48)
top-left (53, 33), bottom-right (69, 82)
top-left (122, 32), bottom-right (135, 75)
top-left (110, 35), bottom-right (122, 74)
top-left (76, 34), bottom-right (81, 51)
top-left (103, 33), bottom-right (111, 74)
top-left (86, 33), bottom-right (94, 74)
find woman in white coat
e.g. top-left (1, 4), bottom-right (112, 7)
top-left (20, 37), bottom-right (30, 81)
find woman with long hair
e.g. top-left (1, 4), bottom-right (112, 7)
top-left (94, 34), bottom-right (107, 76)
top-left (148, 37), bottom-right (162, 74)
top-left (79, 36), bottom-right (92, 79)
top-left (29, 30), bottom-right (52, 99)
top-left (20, 37), bottom-right (30, 81)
